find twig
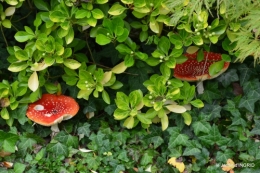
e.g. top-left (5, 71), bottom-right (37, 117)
top-left (86, 40), bottom-right (95, 64)
top-left (0, 25), bottom-right (8, 47)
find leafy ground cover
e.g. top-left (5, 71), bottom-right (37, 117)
top-left (0, 0), bottom-right (260, 172)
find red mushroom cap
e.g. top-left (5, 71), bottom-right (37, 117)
top-left (26, 94), bottom-right (79, 126)
top-left (174, 52), bottom-right (230, 81)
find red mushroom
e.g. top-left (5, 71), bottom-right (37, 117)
top-left (174, 51), bottom-right (230, 94)
top-left (26, 94), bottom-right (79, 132)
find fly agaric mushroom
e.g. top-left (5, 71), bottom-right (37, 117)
top-left (26, 94), bottom-right (79, 132)
top-left (174, 51), bottom-right (230, 94)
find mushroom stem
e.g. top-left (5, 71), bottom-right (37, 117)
top-left (196, 81), bottom-right (204, 94)
top-left (51, 124), bottom-right (60, 133)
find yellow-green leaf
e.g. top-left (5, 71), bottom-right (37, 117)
top-left (108, 3), bottom-right (127, 15)
top-left (165, 104), bottom-right (186, 113)
top-left (5, 7), bottom-right (16, 16)
top-left (64, 59), bottom-right (81, 69)
top-left (91, 8), bottom-right (104, 19)
top-left (123, 116), bottom-right (135, 129)
top-left (111, 61), bottom-right (127, 74)
top-left (28, 71), bottom-right (39, 92)
top-left (182, 112), bottom-right (192, 125)
top-left (2, 19), bottom-right (12, 28)
top-left (1, 108), bottom-right (9, 120)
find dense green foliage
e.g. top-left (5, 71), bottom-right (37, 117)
top-left (0, 0), bottom-right (260, 172)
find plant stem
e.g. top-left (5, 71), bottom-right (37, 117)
top-left (86, 39), bottom-right (95, 64)
top-left (0, 25), bottom-right (8, 47)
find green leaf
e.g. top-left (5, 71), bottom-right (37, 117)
top-left (209, 61), bottom-right (225, 77)
top-left (123, 116), bottom-right (135, 129)
top-left (33, 0), bottom-right (50, 11)
top-left (181, 112), bottom-right (192, 126)
top-left (216, 69), bottom-right (239, 87)
top-left (108, 3), bottom-right (127, 15)
top-left (137, 113), bottom-right (152, 124)
top-left (124, 54), bottom-right (135, 67)
top-left (77, 123), bottom-right (91, 137)
top-left (65, 27), bottom-right (74, 44)
top-left (8, 61), bottom-right (28, 72)
top-left (158, 36), bottom-right (170, 54)
top-left (190, 99), bottom-right (204, 108)
top-left (191, 120), bottom-right (211, 135)
top-left (116, 44), bottom-right (132, 54)
top-left (64, 59), bottom-right (81, 69)
top-left (149, 18), bottom-right (160, 33)
top-left (54, 131), bottom-right (78, 148)
top-left (183, 147), bottom-right (201, 156)
top-left (14, 50), bottom-right (29, 61)
top-left (0, 131), bottom-right (19, 153)
top-left (96, 34), bottom-right (111, 45)
top-left (115, 92), bottom-right (130, 110)
top-left (46, 142), bottom-right (69, 156)
top-left (209, 35), bottom-right (218, 44)
top-left (14, 31), bottom-right (35, 42)
top-left (75, 9), bottom-right (88, 19)
top-left (102, 90), bottom-right (110, 104)
top-left (91, 8), bottom-right (104, 19)
top-left (168, 127), bottom-right (189, 147)
top-left (14, 163), bottom-right (26, 173)
top-left (2, 19), bottom-right (12, 28)
top-left (192, 35), bottom-right (203, 45)
top-left (238, 96), bottom-right (257, 113)
top-left (129, 90), bottom-right (143, 108)
top-left (114, 109), bottom-right (130, 120)
top-left (201, 104), bottom-right (222, 120)
top-left (49, 11), bottom-right (67, 22)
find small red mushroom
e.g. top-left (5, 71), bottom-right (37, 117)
top-left (26, 94), bottom-right (79, 132)
top-left (174, 51), bottom-right (230, 94)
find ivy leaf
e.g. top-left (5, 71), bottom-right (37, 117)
top-left (14, 163), bottom-right (26, 173)
top-left (46, 142), bottom-right (69, 156)
top-left (238, 96), bottom-right (257, 113)
top-left (183, 147), bottom-right (201, 156)
top-left (201, 104), bottom-right (222, 120)
top-left (231, 116), bottom-right (247, 127)
top-left (217, 69), bottom-right (239, 87)
top-left (77, 123), bottom-right (91, 137)
top-left (223, 100), bottom-right (241, 117)
top-left (85, 154), bottom-right (101, 170)
top-left (54, 131), bottom-right (79, 148)
top-left (238, 64), bottom-right (256, 85)
top-left (200, 83), bottom-right (222, 104)
top-left (216, 150), bottom-right (235, 163)
top-left (168, 127), bottom-right (189, 148)
top-left (145, 135), bottom-right (164, 149)
top-left (191, 120), bottom-right (211, 135)
top-left (198, 125), bottom-right (230, 147)
top-left (113, 164), bottom-right (125, 173)
top-left (0, 131), bottom-right (19, 153)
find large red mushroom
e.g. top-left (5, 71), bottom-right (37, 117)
top-left (174, 51), bottom-right (230, 94)
top-left (26, 94), bottom-right (79, 132)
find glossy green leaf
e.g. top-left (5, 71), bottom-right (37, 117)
top-left (64, 59), bottom-right (81, 69)
top-left (114, 108), bottom-right (130, 120)
top-left (96, 34), bottom-right (111, 45)
top-left (14, 31), bottom-right (35, 42)
top-left (91, 8), bottom-right (104, 19)
top-left (108, 3), bottom-right (127, 15)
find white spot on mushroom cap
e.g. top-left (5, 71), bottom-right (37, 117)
top-left (34, 105), bottom-right (44, 111)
